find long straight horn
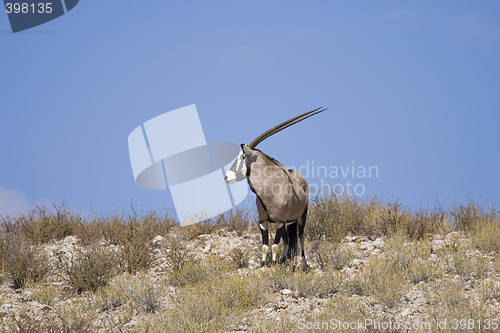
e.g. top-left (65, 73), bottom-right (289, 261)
top-left (248, 107), bottom-right (327, 148)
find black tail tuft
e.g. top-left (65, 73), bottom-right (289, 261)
top-left (287, 222), bottom-right (298, 259)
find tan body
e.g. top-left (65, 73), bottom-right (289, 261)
top-left (247, 150), bottom-right (308, 223)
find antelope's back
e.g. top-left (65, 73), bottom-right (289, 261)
top-left (289, 169), bottom-right (309, 200)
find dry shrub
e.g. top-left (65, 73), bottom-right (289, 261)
top-left (251, 314), bottom-right (300, 333)
top-left (407, 259), bottom-right (436, 284)
top-left (352, 256), bottom-right (409, 308)
top-left (136, 272), bottom-right (267, 333)
top-left (29, 282), bottom-right (62, 306)
top-left (168, 256), bottom-right (232, 287)
top-left (57, 243), bottom-right (120, 293)
top-left (267, 265), bottom-right (340, 297)
top-left (386, 235), bottom-right (431, 269)
top-left (316, 243), bottom-right (356, 270)
top-left (451, 200), bottom-right (497, 232)
top-left (2, 235), bottom-right (48, 289)
top-left (8, 301), bottom-right (115, 333)
top-left (404, 208), bottom-right (449, 239)
top-left (307, 195), bottom-right (370, 242)
top-left (427, 278), bottom-right (494, 333)
top-left (96, 213), bottom-right (172, 274)
top-left (307, 195), bottom-right (450, 242)
top-left (95, 272), bottom-right (163, 313)
top-left (214, 209), bottom-right (254, 236)
top-left (16, 204), bottom-right (78, 244)
top-left (441, 243), bottom-right (490, 280)
top-left (481, 279), bottom-right (500, 302)
top-left (165, 242), bottom-right (193, 271)
top-left (229, 247), bottom-right (250, 269)
top-left (314, 294), bottom-right (369, 331)
top-left (471, 219), bottom-right (500, 254)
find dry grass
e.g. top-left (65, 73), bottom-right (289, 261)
top-left (307, 195), bottom-right (449, 242)
top-left (1, 236), bottom-right (48, 289)
top-left (1, 196), bottom-right (499, 332)
top-left (57, 243), bottom-right (120, 293)
top-left (136, 270), bottom-right (267, 333)
top-left (8, 300), bottom-right (110, 333)
top-left (94, 272), bottom-right (164, 313)
top-left (316, 242), bottom-right (357, 270)
top-left (267, 265), bottom-right (341, 297)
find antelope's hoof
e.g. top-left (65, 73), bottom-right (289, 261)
top-left (302, 258), bottom-right (309, 270)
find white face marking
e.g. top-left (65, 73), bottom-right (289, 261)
top-left (224, 151), bottom-right (247, 184)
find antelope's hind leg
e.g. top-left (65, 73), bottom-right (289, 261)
top-left (299, 207), bottom-right (309, 271)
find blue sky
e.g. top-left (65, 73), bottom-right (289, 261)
top-left (1, 1), bottom-right (499, 218)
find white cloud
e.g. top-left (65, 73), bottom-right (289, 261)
top-left (0, 187), bottom-right (33, 217)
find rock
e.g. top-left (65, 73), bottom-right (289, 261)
top-left (152, 235), bottom-right (167, 247)
top-left (360, 242), bottom-right (374, 252)
top-left (373, 238), bottom-right (386, 249)
top-left (351, 259), bottom-right (363, 267)
top-left (63, 236), bottom-right (78, 245)
top-left (431, 239), bottom-right (445, 253)
top-left (281, 289), bottom-right (292, 295)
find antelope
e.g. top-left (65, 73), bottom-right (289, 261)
top-left (224, 107), bottom-right (326, 271)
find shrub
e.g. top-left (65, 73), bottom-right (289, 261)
top-left (267, 265), bottom-right (341, 297)
top-left (8, 301), bottom-right (111, 333)
top-left (471, 220), bottom-right (500, 254)
top-left (2, 236), bottom-right (48, 289)
top-left (354, 256), bottom-right (409, 308)
top-left (95, 273), bottom-right (163, 313)
top-left (29, 282), bottom-right (62, 306)
top-left (168, 256), bottom-right (232, 287)
top-left (17, 204), bottom-right (78, 244)
top-left (136, 272), bottom-right (267, 333)
top-left (316, 243), bottom-right (356, 271)
top-left (441, 243), bottom-right (490, 280)
top-left (57, 243), bottom-right (120, 293)
top-left (451, 200), bottom-right (497, 232)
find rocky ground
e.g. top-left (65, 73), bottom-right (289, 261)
top-left (1, 226), bottom-right (500, 332)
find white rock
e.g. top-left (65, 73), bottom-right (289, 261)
top-left (281, 289), bottom-right (292, 295)
top-left (373, 238), bottom-right (386, 249)
top-left (400, 308), bottom-right (411, 317)
top-left (360, 242), bottom-right (374, 252)
top-left (63, 236), bottom-right (78, 244)
top-left (351, 259), bottom-right (362, 267)
top-left (152, 235), bottom-right (166, 246)
top-left (431, 239), bottom-right (445, 252)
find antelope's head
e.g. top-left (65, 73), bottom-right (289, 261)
top-left (224, 107), bottom-right (327, 184)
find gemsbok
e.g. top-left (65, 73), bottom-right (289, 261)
top-left (224, 107), bottom-right (326, 271)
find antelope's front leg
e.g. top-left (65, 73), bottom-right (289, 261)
top-left (272, 222), bottom-right (284, 262)
top-left (259, 221), bottom-right (269, 266)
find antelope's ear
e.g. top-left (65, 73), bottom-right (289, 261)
top-left (242, 145), bottom-right (258, 162)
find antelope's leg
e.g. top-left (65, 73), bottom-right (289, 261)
top-left (299, 207), bottom-right (308, 271)
top-left (272, 222), bottom-right (284, 262)
top-left (259, 221), bottom-right (269, 266)
top-left (281, 224), bottom-right (289, 264)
